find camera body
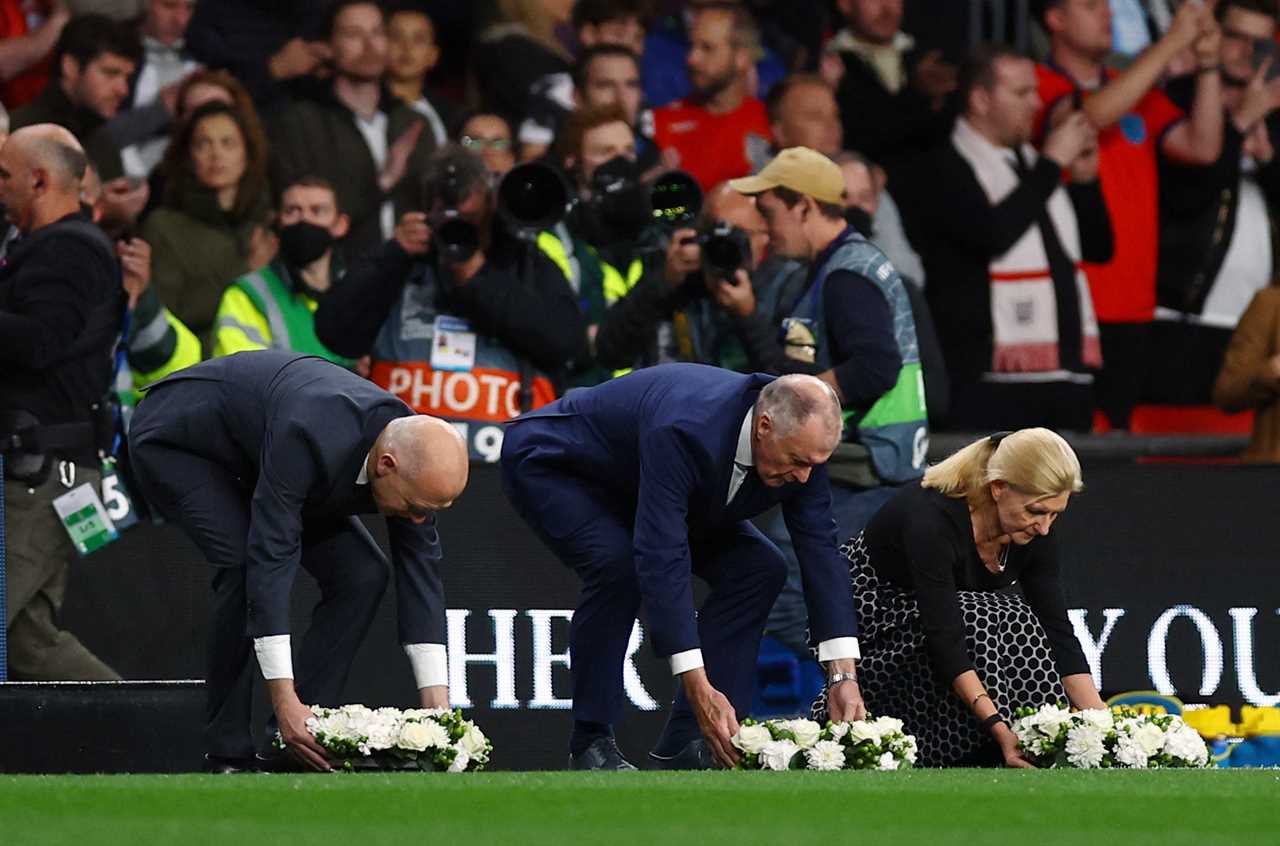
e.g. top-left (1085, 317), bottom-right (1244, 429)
top-left (697, 220), bottom-right (752, 281)
top-left (423, 160), bottom-right (481, 264)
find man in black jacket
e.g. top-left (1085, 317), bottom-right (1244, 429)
top-left (0, 124), bottom-right (123, 681)
top-left (898, 44), bottom-right (1113, 432)
top-left (128, 352), bottom-right (469, 773)
top-left (11, 14), bottom-right (148, 227)
top-left (315, 145), bottom-right (587, 463)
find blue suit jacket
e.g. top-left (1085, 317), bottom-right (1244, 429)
top-left (502, 363), bottom-right (858, 658)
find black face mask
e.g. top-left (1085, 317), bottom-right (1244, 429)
top-left (843, 206), bottom-right (875, 239)
top-left (277, 221), bottom-right (335, 267)
top-left (589, 155), bottom-right (650, 241)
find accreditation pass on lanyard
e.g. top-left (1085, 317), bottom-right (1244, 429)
top-left (430, 315), bottom-right (477, 371)
top-left (51, 464), bottom-right (119, 556)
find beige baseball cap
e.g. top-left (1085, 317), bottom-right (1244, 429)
top-left (728, 147), bottom-right (845, 205)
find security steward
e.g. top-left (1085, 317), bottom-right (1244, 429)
top-left (0, 124), bottom-right (124, 680)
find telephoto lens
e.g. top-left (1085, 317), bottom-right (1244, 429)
top-left (498, 162), bottom-right (572, 236)
top-left (650, 170), bottom-right (702, 228)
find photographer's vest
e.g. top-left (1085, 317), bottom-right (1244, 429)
top-left (216, 260), bottom-right (353, 366)
top-left (538, 227), bottom-right (643, 378)
top-left (369, 264), bottom-right (556, 462)
top-left (785, 229), bottom-right (929, 484)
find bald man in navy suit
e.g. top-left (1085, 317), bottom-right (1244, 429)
top-left (501, 364), bottom-right (865, 770)
top-left (129, 352), bottom-right (468, 773)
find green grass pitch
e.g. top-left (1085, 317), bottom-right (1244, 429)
top-left (2, 770), bottom-right (1277, 845)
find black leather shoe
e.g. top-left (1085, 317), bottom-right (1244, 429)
top-left (648, 739), bottom-right (715, 770)
top-left (568, 736), bottom-right (638, 771)
top-left (202, 754), bottom-right (256, 774)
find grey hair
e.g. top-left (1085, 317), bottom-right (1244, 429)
top-left (754, 374), bottom-right (842, 444)
top-left (0, 102), bottom-right (9, 137)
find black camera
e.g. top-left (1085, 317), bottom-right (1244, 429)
top-left (697, 219), bottom-right (752, 281)
top-left (498, 161), bottom-right (572, 238)
top-left (424, 160), bottom-right (481, 264)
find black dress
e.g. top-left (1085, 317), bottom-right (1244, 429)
top-left (810, 484), bottom-right (1090, 766)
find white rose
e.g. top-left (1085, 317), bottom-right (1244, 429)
top-left (1032, 705), bottom-right (1073, 738)
top-left (846, 721), bottom-right (883, 745)
top-left (783, 719), bottom-right (822, 749)
top-left (732, 724), bottom-right (773, 755)
top-left (1130, 722), bottom-right (1166, 757)
top-left (759, 739), bottom-right (800, 771)
top-left (877, 752), bottom-right (900, 771)
top-left (1078, 709), bottom-right (1114, 732)
top-left (398, 722), bottom-right (432, 752)
top-left (871, 716), bottom-right (904, 738)
top-left (458, 725), bottom-right (489, 759)
top-left (1065, 724), bottom-right (1106, 768)
top-left (804, 740), bottom-right (847, 771)
top-left (447, 747), bottom-right (471, 773)
top-left (828, 722), bottom-right (850, 741)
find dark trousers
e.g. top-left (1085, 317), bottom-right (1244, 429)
top-left (3, 466), bottom-right (120, 681)
top-left (1096, 322), bottom-right (1151, 430)
top-left (501, 460), bottom-right (787, 749)
top-left (128, 439), bottom-right (389, 759)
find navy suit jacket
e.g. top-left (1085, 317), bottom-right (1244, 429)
top-left (502, 363), bottom-right (857, 657)
top-left (131, 351), bottom-right (444, 644)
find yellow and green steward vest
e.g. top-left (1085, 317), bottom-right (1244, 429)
top-left (119, 285), bottom-right (202, 411)
top-left (788, 228), bottom-right (930, 483)
top-left (537, 223), bottom-right (642, 382)
top-left (213, 258), bottom-right (352, 366)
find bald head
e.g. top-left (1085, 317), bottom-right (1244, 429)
top-left (369, 415), bottom-right (469, 521)
top-left (0, 125), bottom-right (88, 233)
top-left (8, 124), bottom-right (87, 190)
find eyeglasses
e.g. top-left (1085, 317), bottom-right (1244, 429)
top-left (461, 135), bottom-right (512, 152)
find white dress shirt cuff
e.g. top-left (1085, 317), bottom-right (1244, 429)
top-left (669, 648), bottom-right (704, 676)
top-left (404, 643), bottom-right (449, 689)
top-left (254, 635), bottom-right (293, 680)
top-left (817, 637), bottom-right (861, 662)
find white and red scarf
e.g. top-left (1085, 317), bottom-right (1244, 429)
top-left (951, 118), bottom-right (1102, 375)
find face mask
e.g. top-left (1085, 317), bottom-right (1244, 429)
top-left (277, 221), bottom-right (335, 267)
top-left (843, 206), bottom-right (875, 238)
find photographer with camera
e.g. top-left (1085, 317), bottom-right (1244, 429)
top-left (1, 125), bottom-right (123, 681)
top-left (572, 103), bottom-right (802, 373)
top-left (314, 144), bottom-right (587, 463)
top-left (534, 102), bottom-right (686, 383)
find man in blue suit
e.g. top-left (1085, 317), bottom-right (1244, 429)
top-left (500, 364), bottom-right (865, 770)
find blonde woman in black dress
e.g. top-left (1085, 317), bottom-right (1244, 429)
top-left (811, 428), bottom-right (1106, 767)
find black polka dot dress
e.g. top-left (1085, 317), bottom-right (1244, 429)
top-left (811, 533), bottom-right (1069, 767)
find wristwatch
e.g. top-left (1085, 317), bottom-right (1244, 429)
top-left (828, 672), bottom-right (858, 688)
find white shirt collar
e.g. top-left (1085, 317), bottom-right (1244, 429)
top-left (736, 410), bottom-right (754, 467)
top-left (356, 458), bottom-right (369, 485)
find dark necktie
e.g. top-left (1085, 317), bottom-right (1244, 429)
top-left (1011, 148), bottom-right (1084, 371)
